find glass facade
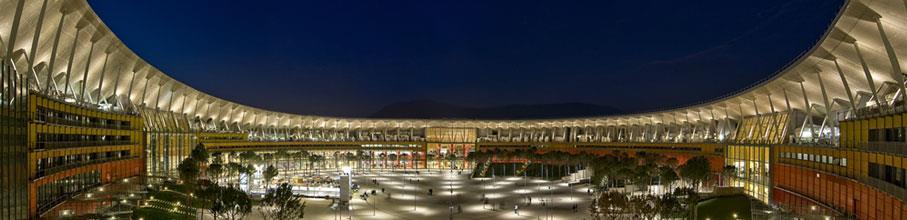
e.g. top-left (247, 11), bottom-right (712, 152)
top-left (425, 128), bottom-right (477, 143)
top-left (35, 171), bottom-right (100, 214)
top-left (1, 60), bottom-right (28, 220)
top-left (734, 112), bottom-right (793, 145)
top-left (145, 132), bottom-right (195, 177)
top-left (726, 144), bottom-right (771, 203)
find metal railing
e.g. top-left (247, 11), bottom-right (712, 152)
top-left (862, 142), bottom-right (907, 157)
top-left (36, 140), bottom-right (135, 150)
top-left (36, 156), bottom-right (139, 179)
top-left (35, 116), bottom-right (132, 130)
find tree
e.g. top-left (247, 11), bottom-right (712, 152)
top-left (388, 154), bottom-right (398, 171)
top-left (227, 162), bottom-right (244, 186)
top-left (629, 195), bottom-right (657, 220)
top-left (191, 144), bottom-right (210, 164)
top-left (207, 163), bottom-right (224, 183)
top-left (198, 182), bottom-right (227, 220)
top-left (259, 183), bottom-right (307, 220)
top-left (678, 156), bottom-right (712, 189)
top-left (178, 158), bottom-right (200, 184)
top-left (721, 165), bottom-right (738, 186)
top-left (657, 166), bottom-right (679, 193)
top-left (672, 187), bottom-right (700, 211)
top-left (244, 164), bottom-right (257, 191)
top-left (275, 150), bottom-right (291, 179)
top-left (222, 186), bottom-right (253, 220)
top-left (655, 194), bottom-right (685, 219)
top-left (177, 157), bottom-right (202, 218)
top-left (596, 191), bottom-right (628, 219)
top-left (264, 164), bottom-right (279, 190)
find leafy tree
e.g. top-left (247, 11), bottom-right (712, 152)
top-left (721, 165), bottom-right (738, 186)
top-left (658, 166), bottom-right (679, 192)
top-left (198, 182), bottom-right (227, 220)
top-left (264, 164), bottom-right (279, 190)
top-left (672, 187), bottom-right (700, 211)
top-left (178, 158), bottom-right (200, 184)
top-left (656, 194), bottom-right (685, 219)
top-left (678, 156), bottom-right (711, 189)
top-left (227, 162), bottom-right (244, 185)
top-left (222, 186), bottom-right (253, 220)
top-left (259, 183), bottom-right (307, 220)
top-left (244, 164), bottom-right (257, 191)
top-left (596, 191), bottom-right (628, 219)
top-left (207, 163), bottom-right (224, 183)
top-left (191, 144), bottom-right (210, 164)
top-left (629, 195), bottom-right (657, 220)
top-left (177, 158), bottom-right (202, 218)
top-left (239, 151), bottom-right (259, 164)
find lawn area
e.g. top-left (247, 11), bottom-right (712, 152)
top-left (693, 194), bottom-right (753, 220)
top-left (132, 181), bottom-right (203, 220)
top-left (133, 206), bottom-right (193, 220)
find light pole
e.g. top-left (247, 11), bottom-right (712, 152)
top-left (412, 177), bottom-right (416, 211)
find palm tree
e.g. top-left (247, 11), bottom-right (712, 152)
top-left (356, 149), bottom-right (365, 172)
top-left (721, 165), bottom-right (738, 187)
top-left (388, 154), bottom-right (398, 172)
top-left (275, 150), bottom-right (290, 179)
top-left (263, 165), bottom-right (279, 191)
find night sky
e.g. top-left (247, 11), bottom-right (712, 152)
top-left (89, 0), bottom-right (843, 117)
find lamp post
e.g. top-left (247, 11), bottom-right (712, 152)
top-left (412, 176), bottom-right (416, 211)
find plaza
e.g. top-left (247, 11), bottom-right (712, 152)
top-left (247, 169), bottom-right (592, 220)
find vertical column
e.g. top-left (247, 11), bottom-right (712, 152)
top-left (80, 32), bottom-right (106, 102)
top-left (852, 42), bottom-right (881, 105)
top-left (798, 81), bottom-right (812, 141)
top-left (63, 19), bottom-right (89, 97)
top-left (140, 76), bottom-right (153, 106)
top-left (95, 46), bottom-right (114, 105)
top-left (26, 0), bottom-right (50, 91)
top-left (814, 69), bottom-right (832, 140)
top-left (44, 6), bottom-right (71, 94)
top-left (4, 0), bottom-right (26, 58)
top-left (874, 17), bottom-right (907, 96)
top-left (832, 58), bottom-right (857, 110)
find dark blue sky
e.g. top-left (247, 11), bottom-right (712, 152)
top-left (89, 0), bottom-right (842, 117)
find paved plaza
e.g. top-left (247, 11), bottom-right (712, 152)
top-left (231, 169), bottom-right (594, 220)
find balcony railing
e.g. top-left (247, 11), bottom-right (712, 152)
top-left (34, 115), bottom-right (133, 130)
top-left (35, 140), bottom-right (135, 150)
top-left (863, 142), bottom-right (907, 157)
top-left (35, 156), bottom-right (139, 179)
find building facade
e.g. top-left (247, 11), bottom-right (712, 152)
top-left (1, 0), bottom-right (907, 219)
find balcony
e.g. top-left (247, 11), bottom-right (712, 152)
top-left (35, 140), bottom-right (135, 150)
top-left (863, 142), bottom-right (907, 157)
top-left (35, 156), bottom-right (139, 179)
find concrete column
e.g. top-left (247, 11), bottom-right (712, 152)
top-left (80, 33), bottom-right (106, 101)
top-left (4, 0), bottom-right (26, 58)
top-left (831, 58), bottom-right (857, 110)
top-left (26, 0), bottom-right (50, 90)
top-left (63, 21), bottom-right (88, 97)
top-left (852, 43), bottom-right (881, 105)
top-left (783, 88), bottom-right (792, 112)
top-left (95, 48), bottom-right (113, 105)
top-left (875, 18), bottom-right (907, 96)
top-left (44, 7), bottom-right (70, 94)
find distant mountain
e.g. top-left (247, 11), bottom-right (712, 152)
top-left (369, 100), bottom-right (622, 120)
